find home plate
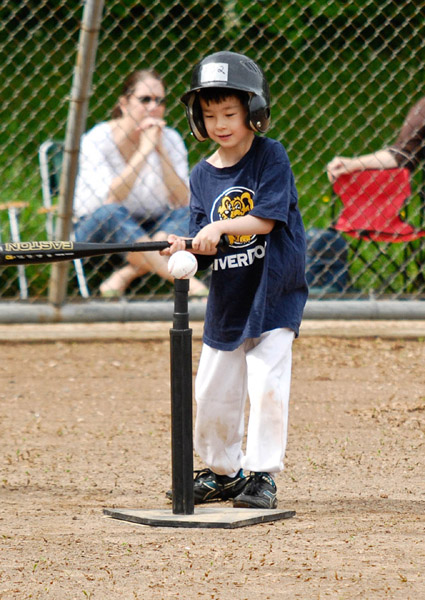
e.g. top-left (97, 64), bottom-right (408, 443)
top-left (103, 506), bottom-right (296, 529)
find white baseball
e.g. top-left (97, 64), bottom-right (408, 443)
top-left (167, 251), bottom-right (198, 279)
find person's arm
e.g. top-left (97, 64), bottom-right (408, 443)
top-left (156, 142), bottom-right (189, 208)
top-left (156, 129), bottom-right (189, 208)
top-left (326, 150), bottom-right (398, 182)
top-left (327, 97), bottom-right (425, 182)
top-left (106, 121), bottom-right (163, 204)
top-left (165, 215), bottom-right (275, 256)
top-left (388, 97), bottom-right (425, 171)
top-left (74, 126), bottom-right (117, 218)
top-left (195, 214), bottom-right (275, 254)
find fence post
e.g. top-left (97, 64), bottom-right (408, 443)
top-left (48, 0), bottom-right (104, 306)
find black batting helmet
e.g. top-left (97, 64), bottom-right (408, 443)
top-left (181, 51), bottom-right (271, 141)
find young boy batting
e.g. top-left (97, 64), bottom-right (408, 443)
top-left (164, 51), bottom-right (308, 509)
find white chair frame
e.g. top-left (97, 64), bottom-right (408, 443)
top-left (38, 140), bottom-right (90, 298)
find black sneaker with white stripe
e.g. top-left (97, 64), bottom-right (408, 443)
top-left (166, 468), bottom-right (247, 504)
top-left (233, 472), bottom-right (278, 509)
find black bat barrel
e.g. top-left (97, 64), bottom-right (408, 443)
top-left (0, 240), bottom-right (173, 265)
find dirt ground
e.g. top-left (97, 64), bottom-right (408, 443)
top-left (1, 324), bottom-right (424, 599)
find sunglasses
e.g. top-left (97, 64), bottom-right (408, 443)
top-left (135, 95), bottom-right (166, 106)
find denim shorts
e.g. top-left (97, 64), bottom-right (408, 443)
top-left (74, 204), bottom-right (190, 244)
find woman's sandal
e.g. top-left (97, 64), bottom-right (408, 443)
top-left (100, 288), bottom-right (123, 299)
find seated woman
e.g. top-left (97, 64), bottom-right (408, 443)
top-left (73, 68), bottom-right (208, 298)
top-left (327, 97), bottom-right (425, 181)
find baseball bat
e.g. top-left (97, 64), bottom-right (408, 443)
top-left (0, 236), bottom-right (229, 266)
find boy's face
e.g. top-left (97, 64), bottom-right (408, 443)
top-left (200, 95), bottom-right (252, 148)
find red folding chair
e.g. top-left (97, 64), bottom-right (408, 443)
top-left (332, 168), bottom-right (425, 293)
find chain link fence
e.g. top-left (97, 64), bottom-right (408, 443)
top-left (1, 0), bottom-right (424, 304)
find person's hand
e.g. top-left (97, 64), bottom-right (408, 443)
top-left (191, 223), bottom-right (223, 254)
top-left (137, 117), bottom-right (165, 155)
top-left (160, 234), bottom-right (187, 256)
top-left (326, 156), bottom-right (356, 182)
top-left (161, 225), bottom-right (226, 257)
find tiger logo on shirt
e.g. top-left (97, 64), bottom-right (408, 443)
top-left (214, 186), bottom-right (256, 247)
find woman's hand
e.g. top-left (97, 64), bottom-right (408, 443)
top-left (326, 156), bottom-right (357, 182)
top-left (327, 150), bottom-right (399, 181)
top-left (137, 117), bottom-right (165, 156)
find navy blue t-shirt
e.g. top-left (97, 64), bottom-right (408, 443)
top-left (190, 135), bottom-right (308, 351)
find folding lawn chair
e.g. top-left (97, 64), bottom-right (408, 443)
top-left (332, 168), bottom-right (425, 293)
top-left (0, 201), bottom-right (29, 299)
top-left (38, 140), bottom-right (90, 298)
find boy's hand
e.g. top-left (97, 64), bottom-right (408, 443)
top-left (160, 234), bottom-right (187, 256)
top-left (191, 223), bottom-right (223, 254)
top-left (161, 230), bottom-right (229, 256)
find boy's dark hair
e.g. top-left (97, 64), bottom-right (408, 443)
top-left (198, 87), bottom-right (249, 109)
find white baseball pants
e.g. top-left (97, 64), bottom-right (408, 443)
top-left (194, 327), bottom-right (295, 476)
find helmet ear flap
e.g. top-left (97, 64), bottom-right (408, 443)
top-left (248, 94), bottom-right (271, 133)
top-left (186, 93), bottom-right (208, 142)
